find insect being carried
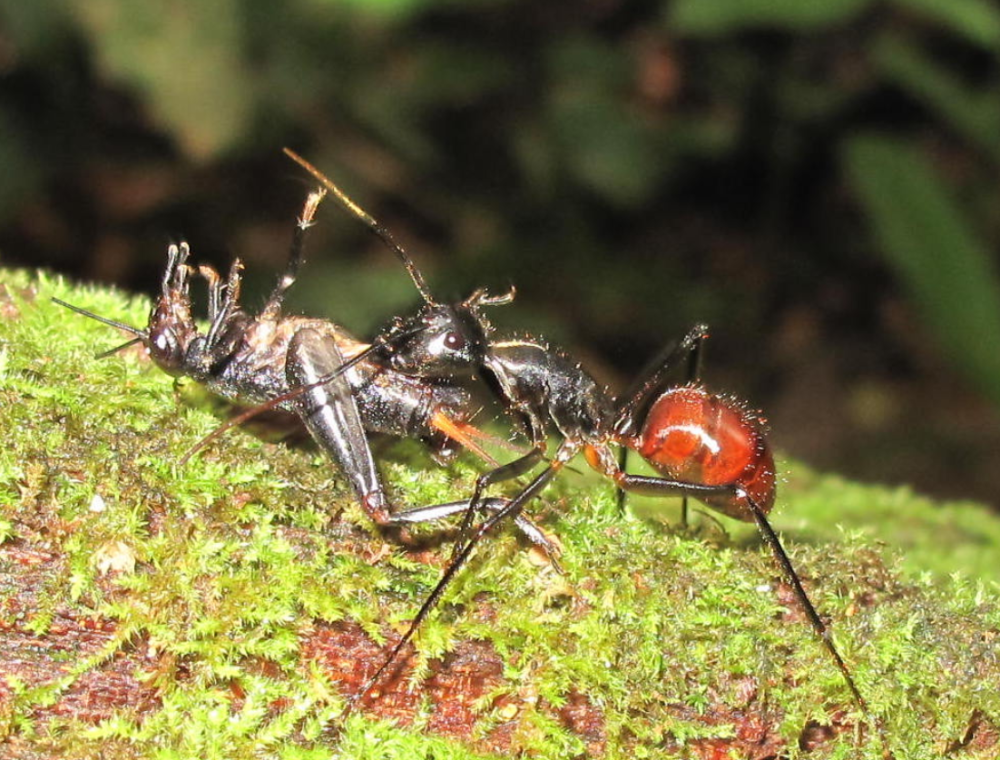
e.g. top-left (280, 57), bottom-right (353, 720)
top-left (278, 152), bottom-right (881, 743)
top-left (52, 185), bottom-right (552, 550)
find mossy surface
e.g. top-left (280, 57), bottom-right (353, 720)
top-left (1, 267), bottom-right (998, 759)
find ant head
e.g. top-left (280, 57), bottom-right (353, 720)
top-left (385, 287), bottom-right (515, 378)
top-left (282, 149), bottom-right (519, 377)
top-left (386, 303), bottom-right (488, 377)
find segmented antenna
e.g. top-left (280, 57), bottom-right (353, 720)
top-left (283, 148), bottom-right (436, 305)
top-left (52, 298), bottom-right (147, 358)
top-left (52, 298), bottom-right (146, 338)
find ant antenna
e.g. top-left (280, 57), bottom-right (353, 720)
top-left (283, 148), bottom-right (437, 306)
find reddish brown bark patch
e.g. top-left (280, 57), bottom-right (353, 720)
top-left (303, 621), bottom-right (571, 754)
top-left (558, 690), bottom-right (606, 756)
top-left (0, 546), bottom-right (160, 728)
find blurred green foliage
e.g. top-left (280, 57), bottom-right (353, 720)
top-left (2, 0), bottom-right (1000, 496)
top-left (845, 135), bottom-right (1000, 407)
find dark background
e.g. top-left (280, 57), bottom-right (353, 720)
top-left (2, 0), bottom-right (999, 507)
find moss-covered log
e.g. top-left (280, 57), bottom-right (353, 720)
top-left (1, 268), bottom-right (998, 759)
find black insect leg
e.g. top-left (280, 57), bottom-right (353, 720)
top-left (614, 324), bottom-right (709, 524)
top-left (607, 470), bottom-right (735, 502)
top-left (383, 438), bottom-right (559, 565)
top-left (195, 260), bottom-right (248, 363)
top-left (388, 497), bottom-right (563, 567)
top-left (598, 447), bottom-right (880, 739)
top-left (739, 489), bottom-right (873, 723)
top-left (286, 327), bottom-right (390, 524)
top-left (614, 323), bottom-right (710, 436)
top-left (677, 333), bottom-right (705, 527)
top-left (261, 188), bottom-right (327, 320)
top-left (450, 443), bottom-right (547, 560)
top-left (350, 440), bottom-right (581, 710)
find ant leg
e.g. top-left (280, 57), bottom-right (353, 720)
top-left (349, 440), bottom-right (581, 711)
top-left (594, 446), bottom-right (878, 734)
top-left (738, 489), bottom-right (872, 720)
top-left (676, 335), bottom-right (705, 528)
top-left (613, 324), bottom-right (709, 436)
top-left (614, 324), bottom-right (709, 524)
top-left (607, 470), bottom-right (734, 502)
top-left (261, 188), bottom-right (327, 320)
top-left (451, 443), bottom-right (547, 560)
top-left (287, 327), bottom-right (390, 525)
top-left (389, 497), bottom-right (562, 567)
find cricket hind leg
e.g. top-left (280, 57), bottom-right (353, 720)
top-left (286, 326), bottom-right (391, 525)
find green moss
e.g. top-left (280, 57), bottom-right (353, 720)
top-left (1, 267), bottom-right (998, 758)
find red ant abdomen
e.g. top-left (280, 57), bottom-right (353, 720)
top-left (636, 385), bottom-right (776, 520)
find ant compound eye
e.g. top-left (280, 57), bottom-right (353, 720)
top-left (443, 331), bottom-right (466, 352)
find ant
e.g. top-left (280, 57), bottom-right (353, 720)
top-left (53, 186), bottom-right (554, 552)
top-left (56, 151), bottom-right (880, 748)
top-left (276, 151), bottom-right (881, 744)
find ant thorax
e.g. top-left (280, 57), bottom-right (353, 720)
top-left (484, 338), bottom-right (613, 445)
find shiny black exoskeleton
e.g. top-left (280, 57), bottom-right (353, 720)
top-left (54, 188), bottom-right (516, 530)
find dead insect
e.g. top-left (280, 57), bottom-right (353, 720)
top-left (52, 186), bottom-right (550, 548)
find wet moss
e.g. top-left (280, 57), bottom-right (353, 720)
top-left (1, 268), bottom-right (998, 759)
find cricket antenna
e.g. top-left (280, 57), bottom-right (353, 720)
top-left (283, 148), bottom-right (437, 306)
top-left (96, 337), bottom-right (145, 359)
top-left (52, 298), bottom-right (148, 358)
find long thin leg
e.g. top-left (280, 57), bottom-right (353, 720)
top-left (613, 323), bottom-right (709, 437)
top-left (203, 260), bottom-right (246, 355)
top-left (615, 324), bottom-right (709, 523)
top-left (451, 442), bottom-right (547, 560)
top-left (362, 444), bottom-right (734, 710)
top-left (739, 489), bottom-right (872, 717)
top-left (676, 335), bottom-right (705, 527)
top-left (348, 440), bottom-right (582, 711)
top-left (261, 188), bottom-right (327, 320)
top-left (600, 449), bottom-right (880, 737)
top-left (389, 497), bottom-right (562, 566)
